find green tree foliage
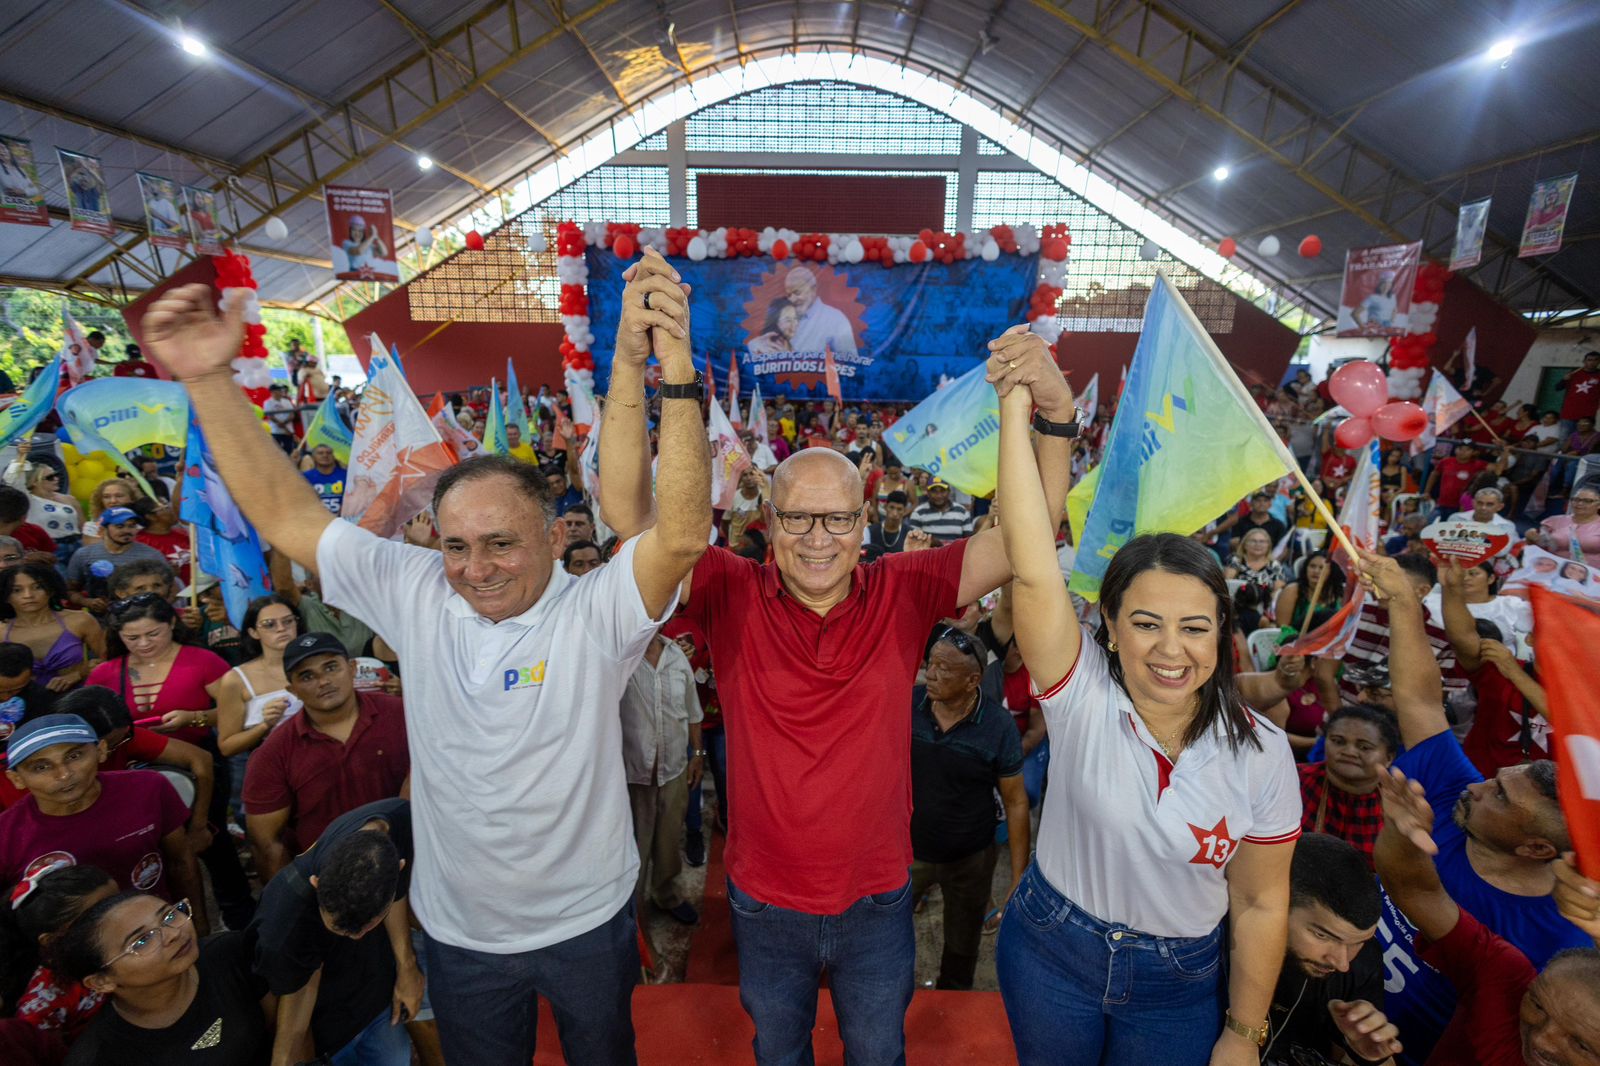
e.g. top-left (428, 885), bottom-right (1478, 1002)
top-left (0, 287), bottom-right (127, 381)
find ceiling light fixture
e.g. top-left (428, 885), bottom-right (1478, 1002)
top-left (178, 32), bottom-right (208, 57)
top-left (417, 155), bottom-right (434, 171)
top-left (1487, 37), bottom-right (1516, 63)
top-left (1213, 165), bottom-right (1231, 181)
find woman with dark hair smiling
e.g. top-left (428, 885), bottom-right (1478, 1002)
top-left (0, 564), bottom-right (101, 692)
top-left (51, 892), bottom-right (271, 1065)
top-left (991, 369), bottom-right (1299, 1065)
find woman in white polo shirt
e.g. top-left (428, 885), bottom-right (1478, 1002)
top-left (990, 372), bottom-right (1300, 1066)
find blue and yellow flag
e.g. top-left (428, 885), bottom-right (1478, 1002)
top-left (505, 358), bottom-right (531, 443)
top-left (1068, 275), bottom-right (1294, 601)
top-left (303, 390), bottom-right (352, 466)
top-left (0, 358), bottom-right (62, 450)
top-left (883, 363), bottom-right (1000, 496)
top-left (485, 378), bottom-right (509, 456)
top-left (179, 406), bottom-right (268, 627)
top-left (56, 377), bottom-right (189, 495)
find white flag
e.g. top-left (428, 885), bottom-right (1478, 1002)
top-left (1410, 371), bottom-right (1472, 456)
top-left (747, 379), bottom-right (770, 446)
top-left (61, 310), bottom-right (95, 385)
top-left (1463, 327), bottom-right (1477, 388)
top-left (565, 368), bottom-right (597, 429)
top-left (707, 393), bottom-right (752, 510)
top-left (343, 349), bottom-right (454, 538)
top-left (1078, 372), bottom-right (1099, 424)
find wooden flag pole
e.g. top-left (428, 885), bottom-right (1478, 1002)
top-left (1299, 560), bottom-right (1331, 638)
top-left (187, 524), bottom-right (201, 611)
top-left (1287, 463), bottom-right (1360, 564)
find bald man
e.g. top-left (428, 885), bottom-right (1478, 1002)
top-left (602, 273), bottom-right (1080, 1062)
top-left (783, 266), bottom-right (858, 360)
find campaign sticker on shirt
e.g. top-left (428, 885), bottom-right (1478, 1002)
top-left (0, 696), bottom-right (24, 741)
top-left (89, 559), bottom-right (116, 578)
top-left (131, 852), bottom-right (163, 890)
top-left (351, 657), bottom-right (392, 691)
top-left (1421, 520), bottom-right (1511, 567)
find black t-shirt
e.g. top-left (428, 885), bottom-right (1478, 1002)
top-left (869, 522), bottom-right (909, 553)
top-left (1239, 514), bottom-right (1288, 546)
top-left (248, 799), bottom-right (412, 1055)
top-left (65, 932), bottom-right (268, 1066)
top-left (909, 688), bottom-right (1023, 863)
top-left (1265, 938), bottom-right (1386, 1065)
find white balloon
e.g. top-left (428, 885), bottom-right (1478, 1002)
top-left (526, 230), bottom-right (547, 253)
top-left (416, 228), bottom-right (435, 250)
top-left (981, 240), bottom-right (1001, 262)
top-left (263, 216), bottom-right (288, 241)
top-left (845, 239), bottom-right (865, 264)
top-left (687, 236), bottom-right (708, 261)
top-left (1258, 235), bottom-right (1281, 257)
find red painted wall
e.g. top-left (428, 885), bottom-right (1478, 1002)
top-left (1430, 274), bottom-right (1537, 399)
top-left (695, 174), bottom-right (948, 233)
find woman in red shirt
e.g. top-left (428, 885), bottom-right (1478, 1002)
top-left (1296, 705), bottom-right (1398, 867)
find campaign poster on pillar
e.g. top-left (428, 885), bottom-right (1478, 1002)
top-left (137, 172), bottom-right (187, 250)
top-left (1519, 173), bottom-right (1578, 258)
top-left (183, 185), bottom-right (225, 256)
top-left (325, 184), bottom-right (398, 282)
top-left (0, 135), bottom-right (49, 227)
top-left (56, 147), bottom-right (113, 237)
top-left (584, 249), bottom-right (1040, 401)
top-left (1449, 197), bottom-right (1491, 271)
top-left (1335, 241), bottom-right (1421, 338)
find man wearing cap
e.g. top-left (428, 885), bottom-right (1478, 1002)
top-left (0, 713), bottom-right (208, 931)
top-left (64, 507), bottom-right (168, 615)
top-left (242, 632), bottom-right (409, 882)
top-left (265, 382), bottom-right (299, 454)
top-left (111, 342), bottom-right (157, 379)
top-left (142, 252), bottom-right (708, 1066)
top-left (907, 478), bottom-right (974, 544)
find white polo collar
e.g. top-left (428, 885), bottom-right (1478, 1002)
top-left (442, 561), bottom-right (573, 628)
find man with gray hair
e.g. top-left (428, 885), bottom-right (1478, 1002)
top-left (784, 266), bottom-right (858, 360)
top-left (1450, 485), bottom-right (1516, 550)
top-left (139, 246), bottom-right (708, 1066)
top-left (0, 535), bottom-right (23, 568)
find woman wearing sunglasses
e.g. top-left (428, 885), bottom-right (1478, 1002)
top-left (52, 894), bottom-right (271, 1065)
top-left (4, 438), bottom-right (84, 566)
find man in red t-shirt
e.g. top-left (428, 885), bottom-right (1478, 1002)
top-left (242, 633), bottom-right (408, 881)
top-left (604, 324), bottom-right (1077, 1062)
top-left (1374, 764), bottom-right (1600, 1066)
top-left (1556, 350), bottom-right (1600, 433)
top-left (111, 343), bottom-right (159, 379)
top-left (1424, 441), bottom-right (1491, 506)
top-left (1321, 449), bottom-right (1356, 490)
top-left (0, 714), bottom-right (208, 932)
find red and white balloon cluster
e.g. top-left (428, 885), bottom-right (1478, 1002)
top-left (1387, 262), bottom-right (1451, 400)
top-left (572, 221), bottom-right (1050, 267)
top-left (1328, 361), bottom-right (1427, 448)
top-left (214, 252), bottom-right (271, 406)
top-left (555, 222), bottom-right (595, 399)
top-left (1029, 224), bottom-right (1072, 349)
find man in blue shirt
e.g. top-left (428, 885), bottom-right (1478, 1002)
top-left (1357, 550), bottom-right (1587, 1064)
top-left (300, 444), bottom-right (347, 516)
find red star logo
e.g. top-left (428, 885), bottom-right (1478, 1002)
top-left (1187, 817), bottom-right (1236, 868)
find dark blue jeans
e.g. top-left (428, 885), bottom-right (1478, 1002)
top-left (423, 900), bottom-right (639, 1066)
top-left (996, 863), bottom-right (1223, 1066)
top-left (728, 876), bottom-right (915, 1066)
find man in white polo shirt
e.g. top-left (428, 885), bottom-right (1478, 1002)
top-left (139, 265), bottom-right (708, 1066)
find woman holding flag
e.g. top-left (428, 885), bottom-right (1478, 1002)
top-left (989, 348), bottom-right (1299, 1063)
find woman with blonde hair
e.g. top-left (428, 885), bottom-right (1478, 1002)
top-left (4, 438), bottom-right (84, 564)
top-left (83, 478), bottom-right (142, 544)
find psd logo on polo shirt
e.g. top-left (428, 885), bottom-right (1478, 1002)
top-left (503, 660), bottom-right (548, 691)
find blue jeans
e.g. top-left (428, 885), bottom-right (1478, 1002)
top-left (996, 863), bottom-right (1223, 1066)
top-left (728, 876), bottom-right (915, 1066)
top-left (330, 1007), bottom-right (412, 1066)
top-left (423, 900), bottom-right (638, 1066)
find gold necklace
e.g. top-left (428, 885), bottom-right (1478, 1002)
top-left (1137, 713), bottom-right (1186, 760)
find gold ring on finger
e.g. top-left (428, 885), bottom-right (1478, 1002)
top-left (1008, 360), bottom-right (1017, 370)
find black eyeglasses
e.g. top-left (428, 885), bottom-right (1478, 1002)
top-left (932, 630), bottom-right (987, 673)
top-left (109, 592), bottom-right (164, 617)
top-left (769, 506), bottom-right (863, 536)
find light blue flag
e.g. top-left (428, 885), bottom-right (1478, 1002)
top-left (883, 363), bottom-right (1000, 496)
top-left (56, 377), bottom-right (189, 496)
top-left (485, 379), bottom-right (509, 456)
top-left (303, 390), bottom-right (352, 466)
top-left (0, 358), bottom-right (62, 450)
top-left (179, 406), bottom-right (268, 627)
top-left (505, 358), bottom-right (531, 443)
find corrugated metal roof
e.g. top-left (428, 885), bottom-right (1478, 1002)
top-left (0, 0), bottom-right (1594, 317)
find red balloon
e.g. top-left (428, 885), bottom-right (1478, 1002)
top-left (918, 228), bottom-right (935, 246)
top-left (612, 234), bottom-right (636, 259)
top-left (1371, 401), bottom-right (1428, 442)
top-left (771, 239), bottom-right (789, 260)
top-left (1298, 234), bottom-right (1322, 258)
top-left (909, 241), bottom-right (928, 263)
top-left (1334, 416), bottom-right (1375, 449)
top-left (1328, 360), bottom-right (1389, 417)
top-left (1042, 237), bottom-right (1069, 261)
top-left (1218, 238), bottom-right (1237, 258)
top-left (465, 230), bottom-right (486, 251)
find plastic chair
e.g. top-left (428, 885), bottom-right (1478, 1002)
top-left (1226, 578), bottom-right (1246, 601)
top-left (1247, 628), bottom-right (1283, 672)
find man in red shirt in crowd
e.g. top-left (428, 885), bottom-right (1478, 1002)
top-left (1424, 440), bottom-right (1494, 507)
top-left (1321, 448), bottom-right (1357, 491)
top-left (0, 487), bottom-right (56, 562)
top-left (1374, 764), bottom-right (1600, 1066)
top-left (111, 343), bottom-right (158, 379)
top-left (602, 312), bottom-right (1076, 1064)
top-left (1556, 350), bottom-right (1600, 436)
top-left (243, 632), bottom-right (408, 882)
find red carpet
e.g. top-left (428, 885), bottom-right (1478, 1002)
top-left (532, 984), bottom-right (1018, 1065)
top-left (684, 831), bottom-right (739, 985)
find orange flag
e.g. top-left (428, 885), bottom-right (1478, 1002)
top-left (824, 342), bottom-right (843, 405)
top-left (1530, 587), bottom-right (1600, 878)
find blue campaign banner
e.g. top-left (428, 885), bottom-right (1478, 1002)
top-left (584, 249), bottom-right (1040, 401)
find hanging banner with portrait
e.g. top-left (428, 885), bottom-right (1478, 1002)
top-left (183, 184), bottom-right (225, 255)
top-left (1335, 241), bottom-right (1421, 338)
top-left (56, 147), bottom-right (112, 236)
top-left (325, 184), bottom-right (398, 282)
top-left (583, 249), bottom-right (1040, 401)
top-left (1448, 197), bottom-right (1491, 271)
top-left (137, 172), bottom-right (187, 250)
top-left (1519, 173), bottom-right (1578, 258)
top-left (0, 134), bottom-right (49, 227)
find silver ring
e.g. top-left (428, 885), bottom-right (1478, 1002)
top-left (642, 291), bottom-right (653, 311)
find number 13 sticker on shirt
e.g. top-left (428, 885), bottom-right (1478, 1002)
top-left (1421, 520), bottom-right (1511, 567)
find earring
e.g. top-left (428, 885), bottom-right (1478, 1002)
top-left (1107, 640), bottom-right (1118, 652)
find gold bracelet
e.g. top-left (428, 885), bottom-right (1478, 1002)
top-left (193, 712), bottom-right (205, 728)
top-left (1223, 1012), bottom-right (1269, 1047)
top-left (605, 394), bottom-right (641, 409)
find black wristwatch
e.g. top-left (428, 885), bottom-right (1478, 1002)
top-left (1032, 409), bottom-right (1080, 438)
top-left (658, 373), bottom-right (704, 400)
